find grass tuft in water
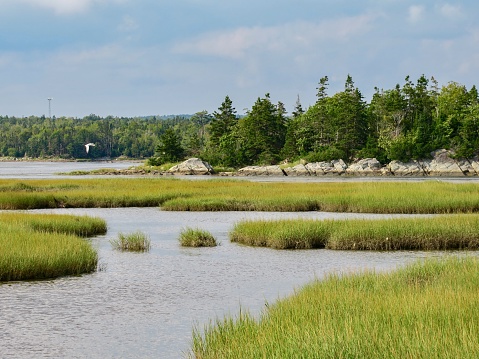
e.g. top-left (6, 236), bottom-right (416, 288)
top-left (110, 231), bottom-right (151, 252)
top-left (179, 227), bottom-right (218, 247)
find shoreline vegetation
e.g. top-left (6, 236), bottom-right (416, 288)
top-left (1, 178), bottom-right (479, 214)
top-left (190, 256), bottom-right (479, 358)
top-left (0, 212), bottom-right (106, 282)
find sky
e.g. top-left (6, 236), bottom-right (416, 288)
top-left (1, 0), bottom-right (478, 118)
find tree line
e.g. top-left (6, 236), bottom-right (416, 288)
top-left (1, 74), bottom-right (479, 167)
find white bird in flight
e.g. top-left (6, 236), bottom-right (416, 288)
top-left (85, 143), bottom-right (95, 154)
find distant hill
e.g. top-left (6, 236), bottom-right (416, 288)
top-left (141, 114), bottom-right (193, 120)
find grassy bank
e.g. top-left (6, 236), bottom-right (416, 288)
top-left (190, 256), bottom-right (479, 358)
top-left (1, 178), bottom-right (479, 213)
top-left (230, 214), bottom-right (479, 250)
top-left (0, 212), bottom-right (106, 282)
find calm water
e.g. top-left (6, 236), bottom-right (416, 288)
top-left (0, 160), bottom-right (140, 179)
top-left (0, 162), bottom-right (469, 358)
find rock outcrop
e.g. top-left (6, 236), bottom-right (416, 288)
top-left (165, 150), bottom-right (479, 177)
top-left (419, 149), bottom-right (465, 177)
top-left (283, 164), bottom-right (310, 176)
top-left (237, 165), bottom-right (284, 176)
top-left (345, 158), bottom-right (382, 176)
top-left (304, 161), bottom-right (334, 175)
top-left (168, 158), bottom-right (214, 175)
top-left (387, 160), bottom-right (425, 176)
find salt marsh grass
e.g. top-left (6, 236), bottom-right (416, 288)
top-left (0, 212), bottom-right (105, 282)
top-left (1, 178), bottom-right (479, 214)
top-left (190, 256), bottom-right (479, 358)
top-left (231, 214), bottom-right (479, 250)
top-left (179, 228), bottom-right (218, 247)
top-left (110, 231), bottom-right (151, 252)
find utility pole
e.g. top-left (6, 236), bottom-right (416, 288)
top-left (48, 98), bottom-right (53, 118)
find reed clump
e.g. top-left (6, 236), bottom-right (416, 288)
top-left (179, 228), bottom-right (218, 247)
top-left (110, 231), bottom-right (151, 252)
top-left (0, 212), bottom-right (105, 282)
top-left (230, 214), bottom-right (479, 250)
top-left (190, 256), bottom-right (479, 358)
top-left (1, 178), bottom-right (479, 214)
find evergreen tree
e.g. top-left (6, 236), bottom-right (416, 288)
top-left (326, 75), bottom-right (368, 159)
top-left (316, 76), bottom-right (329, 102)
top-left (292, 95), bottom-right (304, 118)
top-left (209, 96), bottom-right (237, 147)
top-left (236, 94), bottom-right (286, 165)
top-left (153, 128), bottom-right (185, 164)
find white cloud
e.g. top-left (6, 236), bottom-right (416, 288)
top-left (117, 15), bottom-right (139, 32)
top-left (13, 0), bottom-right (126, 15)
top-left (172, 14), bottom-right (376, 59)
top-left (408, 5), bottom-right (425, 23)
top-left (438, 3), bottom-right (463, 20)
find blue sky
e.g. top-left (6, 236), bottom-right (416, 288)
top-left (0, 0), bottom-right (478, 118)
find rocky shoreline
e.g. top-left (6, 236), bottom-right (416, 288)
top-left (175, 150), bottom-right (479, 177)
top-left (29, 149), bottom-right (479, 177)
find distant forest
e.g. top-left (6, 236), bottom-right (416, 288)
top-left (1, 74), bottom-right (478, 168)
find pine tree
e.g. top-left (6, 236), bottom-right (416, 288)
top-left (236, 94), bottom-right (286, 164)
top-left (154, 128), bottom-right (185, 164)
top-left (209, 96), bottom-right (237, 147)
top-left (292, 95), bottom-right (304, 118)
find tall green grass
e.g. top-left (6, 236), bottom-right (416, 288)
top-left (110, 231), bottom-right (151, 252)
top-left (0, 212), bottom-right (106, 282)
top-left (230, 214), bottom-right (479, 250)
top-left (190, 256), bottom-right (479, 358)
top-left (179, 228), bottom-right (218, 247)
top-left (1, 178), bottom-right (479, 214)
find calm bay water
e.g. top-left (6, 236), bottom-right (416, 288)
top-left (0, 160), bottom-right (140, 179)
top-left (0, 161), bottom-right (470, 358)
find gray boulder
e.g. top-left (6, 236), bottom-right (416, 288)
top-left (168, 158), bottom-right (214, 175)
top-left (283, 164), bottom-right (310, 176)
top-left (469, 156), bottom-right (479, 175)
top-left (346, 158), bottom-right (382, 176)
top-left (332, 159), bottom-right (348, 174)
top-left (456, 159), bottom-right (478, 176)
top-left (237, 165), bottom-right (285, 176)
top-left (421, 149), bottom-right (464, 176)
top-left (304, 160), bottom-right (347, 175)
top-left (387, 160), bottom-right (425, 176)
top-left (305, 161), bottom-right (332, 175)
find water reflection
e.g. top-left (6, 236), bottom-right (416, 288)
top-left (0, 208), bottom-right (452, 358)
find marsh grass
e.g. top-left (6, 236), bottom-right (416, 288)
top-left (179, 228), bottom-right (218, 247)
top-left (190, 256), bottom-right (479, 358)
top-left (1, 178), bottom-right (479, 214)
top-left (231, 219), bottom-right (332, 249)
top-left (110, 231), bottom-right (151, 252)
top-left (230, 214), bottom-right (479, 250)
top-left (0, 212), bottom-right (105, 282)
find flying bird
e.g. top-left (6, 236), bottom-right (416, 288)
top-left (85, 143), bottom-right (95, 154)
